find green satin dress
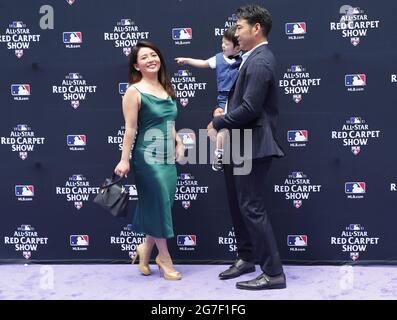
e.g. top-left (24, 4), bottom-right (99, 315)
top-left (131, 89), bottom-right (177, 239)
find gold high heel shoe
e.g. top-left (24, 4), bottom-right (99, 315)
top-left (155, 255), bottom-right (182, 281)
top-left (132, 243), bottom-right (151, 276)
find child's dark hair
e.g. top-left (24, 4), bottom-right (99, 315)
top-left (223, 25), bottom-right (239, 48)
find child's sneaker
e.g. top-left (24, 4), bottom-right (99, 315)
top-left (212, 152), bottom-right (224, 172)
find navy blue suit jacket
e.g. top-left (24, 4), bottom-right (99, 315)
top-left (212, 44), bottom-right (284, 160)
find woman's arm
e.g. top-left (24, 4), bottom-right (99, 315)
top-left (114, 87), bottom-right (139, 176)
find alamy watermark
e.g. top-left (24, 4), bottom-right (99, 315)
top-left (139, 122), bottom-right (253, 175)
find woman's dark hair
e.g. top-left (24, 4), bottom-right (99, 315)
top-left (236, 4), bottom-right (272, 37)
top-left (223, 25), bottom-right (239, 48)
top-left (128, 41), bottom-right (176, 99)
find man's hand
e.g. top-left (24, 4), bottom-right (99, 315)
top-left (207, 121), bottom-right (217, 142)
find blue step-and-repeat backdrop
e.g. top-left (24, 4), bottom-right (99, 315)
top-left (0, 0), bottom-right (396, 264)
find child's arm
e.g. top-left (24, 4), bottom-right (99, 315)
top-left (175, 57), bottom-right (210, 68)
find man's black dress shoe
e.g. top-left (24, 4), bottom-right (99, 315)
top-left (219, 259), bottom-right (255, 280)
top-left (236, 272), bottom-right (286, 290)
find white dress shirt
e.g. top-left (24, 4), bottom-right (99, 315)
top-left (239, 41), bottom-right (268, 70)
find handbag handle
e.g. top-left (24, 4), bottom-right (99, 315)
top-left (101, 173), bottom-right (124, 189)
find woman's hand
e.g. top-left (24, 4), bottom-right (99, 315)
top-left (175, 142), bottom-right (185, 163)
top-left (114, 160), bottom-right (130, 177)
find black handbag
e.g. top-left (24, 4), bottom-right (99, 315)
top-left (93, 174), bottom-right (129, 218)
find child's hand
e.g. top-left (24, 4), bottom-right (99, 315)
top-left (175, 57), bottom-right (187, 65)
top-left (213, 108), bottom-right (224, 117)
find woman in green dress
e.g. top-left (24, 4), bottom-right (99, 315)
top-left (114, 42), bottom-right (184, 280)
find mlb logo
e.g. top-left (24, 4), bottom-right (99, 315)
top-left (68, 73), bottom-right (80, 79)
top-left (120, 19), bottom-right (132, 26)
top-left (345, 74), bottom-right (366, 87)
top-left (178, 70), bottom-right (189, 76)
top-left (291, 65), bottom-right (303, 72)
top-left (70, 235), bottom-right (89, 246)
top-left (12, 21), bottom-right (23, 28)
top-left (350, 252), bottom-right (359, 261)
top-left (288, 130), bottom-right (308, 142)
top-left (293, 94), bottom-right (302, 103)
top-left (123, 48), bottom-right (131, 56)
top-left (181, 133), bottom-right (195, 145)
top-left (180, 173), bottom-right (192, 180)
top-left (182, 201), bottom-right (190, 209)
top-left (351, 146), bottom-right (361, 155)
top-left (125, 184), bottom-right (138, 196)
top-left (74, 201), bottom-right (83, 210)
top-left (20, 224), bottom-right (32, 231)
top-left (345, 7), bottom-right (361, 14)
top-left (23, 251), bottom-right (32, 259)
top-left (119, 83), bottom-right (129, 94)
top-left (19, 152), bottom-right (28, 160)
top-left (71, 100), bottom-right (80, 109)
top-left (66, 0), bottom-right (75, 5)
top-left (11, 84), bottom-right (30, 96)
top-left (177, 235), bottom-right (196, 246)
top-left (172, 28), bottom-right (192, 40)
top-left (285, 22), bottom-right (306, 35)
top-left (292, 172), bottom-right (304, 178)
top-left (351, 37), bottom-right (360, 46)
top-left (230, 14), bottom-right (238, 21)
top-left (17, 124), bottom-right (28, 131)
top-left (71, 174), bottom-right (84, 181)
top-left (67, 135), bottom-right (86, 146)
top-left (350, 117), bottom-right (362, 124)
top-left (287, 235), bottom-right (308, 246)
top-left (15, 185), bottom-right (34, 197)
top-left (15, 50), bottom-right (23, 58)
top-left (345, 182), bottom-right (366, 194)
top-left (180, 98), bottom-right (189, 107)
top-left (352, 7), bottom-right (361, 14)
top-left (293, 200), bottom-right (302, 208)
top-left (63, 32), bottom-right (82, 44)
top-left (349, 224), bottom-right (361, 231)
top-left (126, 224), bottom-right (133, 231)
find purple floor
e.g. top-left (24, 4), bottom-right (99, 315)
top-left (1, 264), bottom-right (397, 299)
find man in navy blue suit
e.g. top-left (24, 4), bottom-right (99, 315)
top-left (207, 4), bottom-right (286, 290)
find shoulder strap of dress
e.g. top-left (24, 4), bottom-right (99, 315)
top-left (130, 84), bottom-right (142, 93)
top-left (129, 85), bottom-right (143, 111)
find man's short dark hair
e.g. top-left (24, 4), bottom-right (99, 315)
top-left (223, 25), bottom-right (239, 47)
top-left (236, 4), bottom-right (272, 37)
